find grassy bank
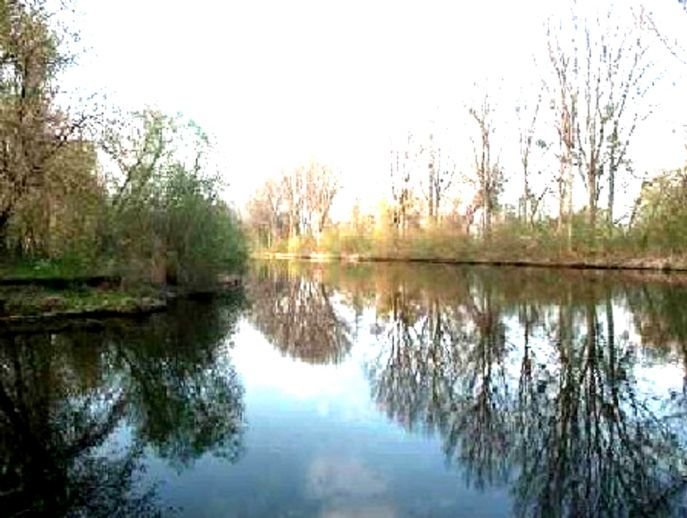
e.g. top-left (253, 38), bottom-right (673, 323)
top-left (0, 284), bottom-right (165, 319)
top-left (0, 258), bottom-right (242, 325)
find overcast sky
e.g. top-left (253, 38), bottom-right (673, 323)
top-left (65, 0), bottom-right (687, 216)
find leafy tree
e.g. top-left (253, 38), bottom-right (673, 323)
top-left (101, 110), bottom-right (246, 285)
top-left (0, 0), bottom-right (95, 256)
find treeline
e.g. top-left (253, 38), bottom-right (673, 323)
top-left (0, 0), bottom-right (246, 285)
top-left (246, 1), bottom-right (687, 261)
top-left (246, 162), bottom-right (338, 249)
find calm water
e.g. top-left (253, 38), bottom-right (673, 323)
top-left (3, 262), bottom-right (687, 517)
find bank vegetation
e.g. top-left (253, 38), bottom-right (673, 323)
top-left (0, 0), bottom-right (247, 298)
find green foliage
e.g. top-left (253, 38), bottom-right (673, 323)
top-left (0, 256), bottom-right (103, 279)
top-left (633, 168), bottom-right (687, 253)
top-left (102, 111), bottom-right (247, 286)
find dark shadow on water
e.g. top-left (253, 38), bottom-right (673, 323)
top-left (0, 293), bottom-right (246, 517)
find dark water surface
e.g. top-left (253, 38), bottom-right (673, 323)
top-left (3, 261), bottom-right (687, 517)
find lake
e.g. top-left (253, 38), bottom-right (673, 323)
top-left (2, 261), bottom-right (687, 517)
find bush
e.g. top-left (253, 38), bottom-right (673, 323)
top-left (101, 111), bottom-right (247, 286)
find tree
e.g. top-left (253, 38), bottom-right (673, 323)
top-left (388, 133), bottom-right (419, 236)
top-left (0, 0), bottom-right (91, 254)
top-left (246, 178), bottom-right (284, 248)
top-left (303, 162), bottom-right (338, 238)
top-left (283, 163), bottom-right (338, 239)
top-left (547, 18), bottom-right (578, 249)
top-left (421, 132), bottom-right (456, 224)
top-left (8, 139), bottom-right (102, 258)
top-left (575, 8), bottom-right (651, 228)
top-left (547, 2), bottom-right (652, 235)
top-left (516, 89), bottom-right (549, 226)
top-left (469, 94), bottom-right (503, 236)
top-left (101, 110), bottom-right (246, 284)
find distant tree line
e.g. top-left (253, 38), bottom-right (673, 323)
top-left (246, 162), bottom-right (338, 248)
top-left (246, 0), bottom-right (687, 258)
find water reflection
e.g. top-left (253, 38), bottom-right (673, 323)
top-left (5, 262), bottom-right (687, 516)
top-left (247, 262), bottom-right (352, 364)
top-left (253, 262), bottom-right (687, 517)
top-left (0, 295), bottom-right (246, 516)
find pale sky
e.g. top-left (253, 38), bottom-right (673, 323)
top-left (64, 0), bottom-right (687, 217)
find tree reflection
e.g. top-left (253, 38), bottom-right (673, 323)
top-left (511, 302), bottom-right (686, 517)
top-left (0, 292), bottom-right (246, 516)
top-left (0, 332), bottom-right (156, 517)
top-left (357, 264), bottom-right (687, 517)
top-left (248, 265), bottom-right (352, 364)
top-left (114, 298), bottom-right (246, 468)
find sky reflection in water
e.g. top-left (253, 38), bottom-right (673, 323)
top-left (2, 262), bottom-right (687, 517)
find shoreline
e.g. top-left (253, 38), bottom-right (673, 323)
top-left (254, 252), bottom-right (687, 273)
top-left (0, 275), bottom-right (242, 330)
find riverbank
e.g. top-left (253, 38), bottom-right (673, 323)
top-left (0, 272), bottom-right (242, 329)
top-left (255, 251), bottom-right (687, 273)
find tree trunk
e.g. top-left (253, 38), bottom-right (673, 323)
top-left (0, 211), bottom-right (10, 257)
top-left (607, 165), bottom-right (615, 226)
top-left (588, 172), bottom-right (597, 229)
top-left (566, 164), bottom-right (574, 252)
top-left (428, 164), bottom-right (435, 221)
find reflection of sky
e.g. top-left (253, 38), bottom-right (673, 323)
top-left (138, 289), bottom-right (687, 516)
top-left (142, 316), bottom-right (512, 517)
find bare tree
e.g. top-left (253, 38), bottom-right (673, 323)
top-left (389, 133), bottom-right (415, 236)
top-left (516, 88), bottom-right (549, 226)
top-left (303, 162), bottom-right (338, 238)
top-left (469, 95), bottom-right (502, 236)
top-left (547, 18), bottom-right (578, 249)
top-left (246, 178), bottom-right (283, 247)
top-left (421, 133), bottom-right (456, 224)
top-left (575, 9), bottom-right (651, 228)
top-left (548, 3), bottom-right (653, 236)
top-left (282, 167), bottom-right (305, 239)
top-left (255, 162), bottom-right (338, 243)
